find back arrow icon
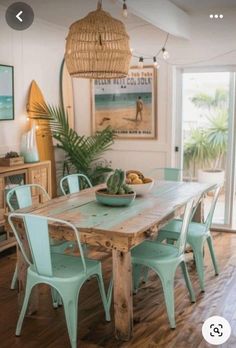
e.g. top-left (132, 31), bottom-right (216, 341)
top-left (16, 11), bottom-right (23, 22)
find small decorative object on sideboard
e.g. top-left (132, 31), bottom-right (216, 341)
top-left (96, 169), bottom-right (136, 206)
top-left (126, 170), bottom-right (154, 196)
top-left (20, 125), bottom-right (39, 163)
top-left (0, 151), bottom-right (24, 166)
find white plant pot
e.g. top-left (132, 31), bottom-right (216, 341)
top-left (197, 169), bottom-right (225, 185)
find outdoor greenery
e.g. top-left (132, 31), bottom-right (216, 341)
top-left (184, 88), bottom-right (229, 174)
top-left (34, 103), bottom-right (114, 185)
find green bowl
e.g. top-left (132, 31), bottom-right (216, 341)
top-left (95, 189), bottom-right (136, 207)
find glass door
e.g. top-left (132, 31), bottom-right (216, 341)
top-left (176, 69), bottom-right (236, 229)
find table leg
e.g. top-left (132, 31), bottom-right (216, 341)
top-left (112, 249), bottom-right (133, 341)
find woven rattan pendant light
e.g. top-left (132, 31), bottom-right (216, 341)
top-left (65, 0), bottom-right (131, 79)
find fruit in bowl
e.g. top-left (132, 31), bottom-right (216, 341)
top-left (126, 170), bottom-right (154, 196)
top-left (96, 169), bottom-right (136, 206)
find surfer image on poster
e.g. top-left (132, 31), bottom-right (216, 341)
top-left (92, 66), bottom-right (157, 139)
top-left (135, 96), bottom-right (144, 122)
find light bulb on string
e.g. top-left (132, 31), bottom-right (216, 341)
top-left (162, 48), bottom-right (170, 60)
top-left (138, 57), bottom-right (144, 69)
top-left (123, 0), bottom-right (128, 17)
top-left (153, 57), bottom-right (160, 69)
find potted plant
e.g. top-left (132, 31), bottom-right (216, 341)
top-left (33, 103), bottom-right (114, 185)
top-left (184, 89), bottom-right (228, 185)
top-left (96, 169), bottom-right (136, 206)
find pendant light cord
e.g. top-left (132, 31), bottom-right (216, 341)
top-left (97, 0), bottom-right (102, 10)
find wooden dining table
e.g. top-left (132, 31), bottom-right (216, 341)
top-left (9, 180), bottom-right (214, 341)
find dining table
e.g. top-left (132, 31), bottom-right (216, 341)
top-left (8, 180), bottom-right (214, 341)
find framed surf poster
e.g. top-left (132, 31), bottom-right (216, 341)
top-left (0, 64), bottom-right (14, 121)
top-left (91, 66), bottom-right (157, 139)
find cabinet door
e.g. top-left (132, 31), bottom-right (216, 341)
top-left (28, 164), bottom-right (51, 202)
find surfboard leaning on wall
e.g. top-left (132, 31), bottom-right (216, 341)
top-left (26, 80), bottom-right (57, 197)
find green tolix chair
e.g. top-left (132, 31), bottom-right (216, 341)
top-left (8, 213), bottom-right (111, 348)
top-left (131, 199), bottom-right (195, 329)
top-left (155, 185), bottom-right (221, 292)
top-left (148, 167), bottom-right (182, 181)
top-left (7, 184), bottom-right (74, 290)
top-left (60, 174), bottom-right (92, 196)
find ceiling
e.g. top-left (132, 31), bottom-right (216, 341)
top-left (170, 0), bottom-right (236, 13)
top-left (0, 0), bottom-right (135, 28)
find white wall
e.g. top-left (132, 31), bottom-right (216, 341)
top-left (1, 4), bottom-right (236, 176)
top-left (73, 8), bottom-right (236, 174)
top-left (0, 6), bottom-right (66, 156)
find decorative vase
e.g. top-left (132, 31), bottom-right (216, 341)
top-left (20, 125), bottom-right (39, 163)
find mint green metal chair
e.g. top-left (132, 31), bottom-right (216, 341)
top-left (131, 199), bottom-right (195, 329)
top-left (148, 167), bottom-right (181, 181)
top-left (60, 174), bottom-right (92, 196)
top-left (156, 185), bottom-right (221, 291)
top-left (8, 213), bottom-right (111, 348)
top-left (7, 184), bottom-right (73, 290)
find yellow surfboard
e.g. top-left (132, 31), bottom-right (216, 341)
top-left (60, 59), bottom-right (75, 129)
top-left (27, 81), bottom-right (57, 197)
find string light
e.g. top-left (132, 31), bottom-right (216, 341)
top-left (123, 0), bottom-right (128, 17)
top-left (131, 33), bottom-right (170, 67)
top-left (162, 47), bottom-right (170, 60)
top-left (138, 57), bottom-right (144, 68)
top-left (153, 56), bottom-right (160, 69)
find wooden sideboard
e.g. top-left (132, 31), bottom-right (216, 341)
top-left (0, 160), bottom-right (51, 252)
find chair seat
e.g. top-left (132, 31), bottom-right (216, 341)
top-left (161, 219), bottom-right (207, 238)
top-left (132, 240), bottom-right (179, 264)
top-left (29, 254), bottom-right (100, 280)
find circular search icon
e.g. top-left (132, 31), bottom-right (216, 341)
top-left (202, 316), bottom-right (231, 345)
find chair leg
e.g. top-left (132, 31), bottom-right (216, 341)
top-left (62, 294), bottom-right (78, 348)
top-left (96, 273), bottom-right (111, 322)
top-left (107, 278), bottom-right (113, 312)
top-left (180, 261), bottom-right (196, 303)
top-left (192, 245), bottom-right (205, 292)
top-left (11, 263), bottom-right (18, 290)
top-left (15, 278), bottom-right (34, 336)
top-left (51, 288), bottom-right (62, 308)
top-left (207, 235), bottom-right (219, 275)
top-left (159, 272), bottom-right (176, 329)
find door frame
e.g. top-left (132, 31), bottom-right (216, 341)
top-left (174, 66), bottom-right (236, 230)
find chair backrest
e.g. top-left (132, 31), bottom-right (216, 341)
top-left (148, 167), bottom-right (181, 181)
top-left (163, 168), bottom-right (181, 181)
top-left (8, 213), bottom-right (86, 276)
top-left (204, 185), bottom-right (221, 230)
top-left (6, 184), bottom-right (50, 212)
top-left (176, 199), bottom-right (194, 255)
top-left (60, 174), bottom-right (92, 196)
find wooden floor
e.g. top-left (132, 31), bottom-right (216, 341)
top-left (1, 232), bottom-right (236, 348)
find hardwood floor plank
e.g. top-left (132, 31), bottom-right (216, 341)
top-left (0, 232), bottom-right (236, 347)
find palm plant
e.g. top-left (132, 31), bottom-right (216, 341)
top-left (191, 88), bottom-right (228, 112)
top-left (184, 128), bottom-right (212, 174)
top-left (185, 88), bottom-right (229, 177)
top-left (206, 110), bottom-right (228, 169)
top-left (33, 103), bottom-right (114, 185)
